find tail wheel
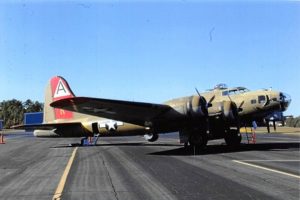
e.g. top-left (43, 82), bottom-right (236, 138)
top-left (224, 129), bottom-right (242, 147)
top-left (144, 133), bottom-right (159, 142)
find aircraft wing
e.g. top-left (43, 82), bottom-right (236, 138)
top-left (12, 122), bottom-right (82, 130)
top-left (51, 97), bottom-right (173, 126)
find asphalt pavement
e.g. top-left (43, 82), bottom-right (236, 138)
top-left (0, 131), bottom-right (299, 200)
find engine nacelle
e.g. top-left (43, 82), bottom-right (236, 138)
top-left (208, 101), bottom-right (238, 123)
top-left (144, 133), bottom-right (159, 142)
top-left (186, 96), bottom-right (208, 117)
top-left (167, 96), bottom-right (208, 117)
top-left (221, 101), bottom-right (238, 123)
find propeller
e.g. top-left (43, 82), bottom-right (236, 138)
top-left (207, 95), bottom-right (215, 107)
top-left (279, 92), bottom-right (291, 111)
top-left (222, 91), bottom-right (240, 127)
top-left (265, 95), bottom-right (270, 106)
top-left (222, 101), bottom-right (239, 122)
top-left (195, 87), bottom-right (214, 108)
top-left (193, 87), bottom-right (208, 116)
top-left (237, 100), bottom-right (244, 112)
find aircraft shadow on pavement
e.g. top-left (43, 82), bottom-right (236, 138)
top-left (149, 142), bottom-right (300, 156)
top-left (50, 142), bottom-right (182, 148)
top-left (50, 142), bottom-right (300, 157)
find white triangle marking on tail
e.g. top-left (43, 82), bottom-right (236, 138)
top-left (54, 79), bottom-right (71, 98)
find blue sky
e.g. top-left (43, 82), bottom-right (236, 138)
top-left (0, 1), bottom-right (299, 116)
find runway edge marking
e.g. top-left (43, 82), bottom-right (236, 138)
top-left (53, 147), bottom-right (78, 200)
top-left (233, 160), bottom-right (300, 179)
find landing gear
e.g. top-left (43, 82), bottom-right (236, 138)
top-left (188, 132), bottom-right (208, 149)
top-left (184, 142), bottom-right (188, 149)
top-left (80, 137), bottom-right (86, 146)
top-left (224, 129), bottom-right (242, 147)
top-left (180, 126), bottom-right (208, 150)
top-left (144, 133), bottom-right (159, 142)
top-left (80, 134), bottom-right (100, 146)
top-left (209, 113), bottom-right (241, 147)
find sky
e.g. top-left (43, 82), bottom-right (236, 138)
top-left (0, 0), bottom-right (299, 116)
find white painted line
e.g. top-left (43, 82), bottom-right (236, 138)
top-left (265, 141), bottom-right (300, 143)
top-left (238, 160), bottom-right (300, 162)
top-left (53, 147), bottom-right (78, 200)
top-left (233, 160), bottom-right (300, 179)
top-left (261, 136), bottom-right (300, 141)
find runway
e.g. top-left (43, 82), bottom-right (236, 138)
top-left (0, 131), bottom-right (299, 200)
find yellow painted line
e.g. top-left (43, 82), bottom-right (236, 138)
top-left (240, 127), bottom-right (252, 133)
top-left (53, 147), bottom-right (78, 200)
top-left (233, 160), bottom-right (300, 179)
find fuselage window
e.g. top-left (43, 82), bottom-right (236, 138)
top-left (258, 95), bottom-right (266, 104)
top-left (251, 99), bottom-right (256, 104)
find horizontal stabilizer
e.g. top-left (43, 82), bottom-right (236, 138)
top-left (11, 122), bottom-right (82, 130)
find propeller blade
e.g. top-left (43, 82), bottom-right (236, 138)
top-left (264, 95), bottom-right (270, 106)
top-left (208, 95), bottom-right (215, 104)
top-left (195, 88), bottom-right (201, 97)
top-left (239, 101), bottom-right (244, 108)
top-left (238, 101), bottom-right (244, 112)
top-left (195, 88), bottom-right (213, 108)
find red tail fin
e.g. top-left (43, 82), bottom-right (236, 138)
top-left (50, 76), bottom-right (75, 120)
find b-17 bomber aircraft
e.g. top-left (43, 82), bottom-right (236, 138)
top-left (14, 77), bottom-right (291, 149)
top-left (199, 84), bottom-right (291, 145)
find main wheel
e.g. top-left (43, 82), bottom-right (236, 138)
top-left (224, 129), bottom-right (242, 147)
top-left (189, 132), bottom-right (208, 149)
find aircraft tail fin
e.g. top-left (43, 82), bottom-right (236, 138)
top-left (44, 76), bottom-right (75, 123)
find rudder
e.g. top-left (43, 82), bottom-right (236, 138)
top-left (44, 76), bottom-right (75, 123)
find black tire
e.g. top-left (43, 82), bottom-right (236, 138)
top-left (147, 134), bottom-right (159, 142)
top-left (189, 133), bottom-right (208, 149)
top-left (224, 129), bottom-right (242, 147)
top-left (184, 142), bottom-right (189, 149)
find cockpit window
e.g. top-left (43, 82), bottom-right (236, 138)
top-left (251, 99), bottom-right (256, 104)
top-left (230, 90), bottom-right (239, 95)
top-left (222, 91), bottom-right (229, 96)
top-left (258, 95), bottom-right (266, 104)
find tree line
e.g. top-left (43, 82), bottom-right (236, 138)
top-left (0, 99), bottom-right (43, 128)
top-left (285, 116), bottom-right (300, 128)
